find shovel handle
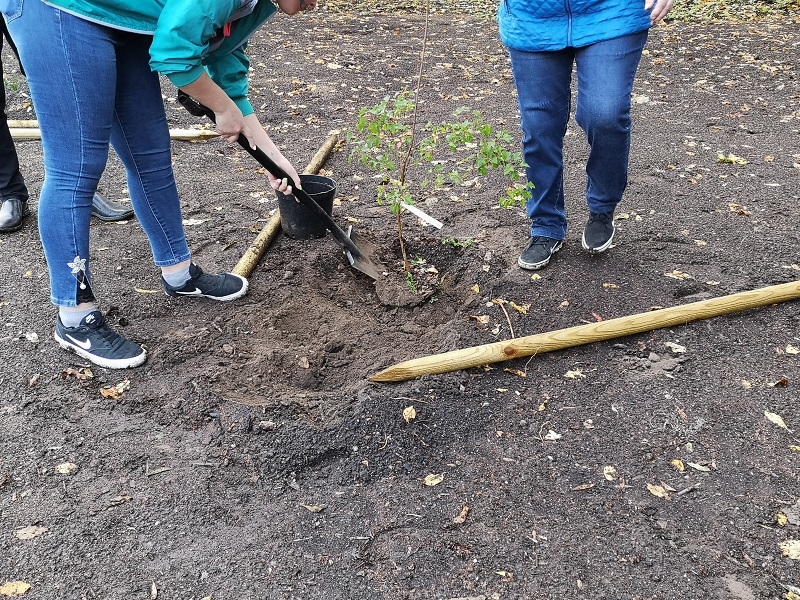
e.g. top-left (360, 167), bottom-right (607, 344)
top-left (177, 91), bottom-right (363, 258)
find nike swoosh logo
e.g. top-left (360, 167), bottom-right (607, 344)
top-left (176, 288), bottom-right (204, 296)
top-left (66, 335), bottom-right (92, 350)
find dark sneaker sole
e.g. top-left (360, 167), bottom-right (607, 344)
top-left (582, 224), bottom-right (616, 254)
top-left (518, 240), bottom-right (563, 270)
top-left (54, 332), bottom-right (147, 369)
top-left (165, 274), bottom-right (249, 302)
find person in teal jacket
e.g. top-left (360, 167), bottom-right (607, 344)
top-left (1, 0), bottom-right (315, 369)
top-left (498, 0), bottom-right (675, 271)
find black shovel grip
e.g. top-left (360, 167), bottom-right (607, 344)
top-left (177, 91), bottom-right (293, 183)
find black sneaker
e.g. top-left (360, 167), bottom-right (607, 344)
top-left (582, 212), bottom-right (616, 253)
top-left (517, 236), bottom-right (563, 270)
top-left (163, 263), bottom-right (248, 301)
top-left (54, 310), bottom-right (147, 369)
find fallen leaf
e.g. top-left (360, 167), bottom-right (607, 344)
top-left (424, 473), bottom-right (444, 487)
top-left (779, 540), bottom-right (800, 560)
top-left (0, 581), bottom-right (31, 596)
top-left (510, 301), bottom-right (530, 314)
top-left (503, 368), bottom-right (526, 378)
top-left (665, 342), bottom-right (686, 354)
top-left (602, 282), bottom-right (619, 289)
top-left (14, 526), bottom-right (47, 541)
top-left (564, 369), bottom-right (585, 379)
top-left (543, 430), bottom-right (562, 441)
top-left (468, 315), bottom-right (490, 325)
top-left (742, 380), bottom-right (752, 389)
top-left (134, 288), bottom-right (159, 294)
top-left (647, 483), bottom-right (670, 499)
top-left (60, 367), bottom-right (93, 381)
top-left (559, 300), bottom-right (570, 307)
top-left (790, 446), bottom-right (800, 452)
top-left (100, 379), bottom-right (130, 399)
top-left (530, 273), bottom-right (541, 281)
top-left (453, 504), bottom-right (470, 524)
top-left (765, 410), bottom-right (791, 431)
top-left (108, 495), bottom-right (132, 508)
top-left (402, 406), bottom-right (416, 423)
top-left (300, 504), bottom-right (326, 513)
top-left (664, 270), bottom-right (693, 280)
top-left (717, 152), bottom-right (748, 165)
top-left (670, 459), bottom-right (686, 472)
top-left (471, 284), bottom-right (480, 293)
top-left (777, 512), bottom-right (788, 527)
top-left (603, 466), bottom-right (617, 481)
top-left (786, 345), bottom-right (799, 355)
top-left (55, 462), bottom-right (78, 475)
top-left (686, 461), bottom-right (711, 472)
top-left (768, 377), bottom-right (790, 388)
top-left (572, 483), bottom-right (595, 491)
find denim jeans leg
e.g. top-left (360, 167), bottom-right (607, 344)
top-left (507, 46), bottom-right (574, 240)
top-left (109, 33), bottom-right (190, 268)
top-left (574, 31), bottom-right (648, 215)
top-left (8, 2), bottom-right (117, 306)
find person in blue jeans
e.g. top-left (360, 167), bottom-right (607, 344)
top-left (499, 0), bottom-right (675, 271)
top-left (2, 0), bottom-right (314, 369)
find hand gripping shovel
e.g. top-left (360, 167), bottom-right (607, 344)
top-left (177, 91), bottom-right (385, 280)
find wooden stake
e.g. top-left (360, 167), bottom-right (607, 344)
top-left (10, 125), bottom-right (219, 141)
top-left (370, 280), bottom-right (800, 383)
top-left (231, 133), bottom-right (339, 278)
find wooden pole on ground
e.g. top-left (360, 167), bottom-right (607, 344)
top-left (231, 133), bottom-right (339, 278)
top-left (10, 125), bottom-right (219, 141)
top-left (370, 280), bottom-right (800, 383)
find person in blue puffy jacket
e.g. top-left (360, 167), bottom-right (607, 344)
top-left (1, 0), bottom-right (315, 369)
top-left (498, 0), bottom-right (675, 270)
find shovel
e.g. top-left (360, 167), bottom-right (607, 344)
top-left (177, 91), bottom-right (385, 281)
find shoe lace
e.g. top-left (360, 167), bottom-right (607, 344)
top-left (588, 212), bottom-right (613, 225)
top-left (528, 236), bottom-right (554, 248)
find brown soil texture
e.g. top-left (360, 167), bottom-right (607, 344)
top-left (2, 10), bottom-right (800, 600)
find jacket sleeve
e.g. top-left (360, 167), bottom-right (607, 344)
top-left (148, 0), bottom-right (254, 113)
top-left (205, 46), bottom-right (254, 117)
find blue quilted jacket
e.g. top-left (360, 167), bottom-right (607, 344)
top-left (498, 0), bottom-right (652, 51)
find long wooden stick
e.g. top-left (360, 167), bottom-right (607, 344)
top-left (370, 280), bottom-right (800, 382)
top-left (10, 126), bottom-right (219, 141)
top-left (231, 133), bottom-right (339, 278)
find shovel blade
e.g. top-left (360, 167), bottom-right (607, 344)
top-left (345, 227), bottom-right (386, 280)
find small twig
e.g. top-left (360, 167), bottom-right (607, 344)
top-left (492, 299), bottom-right (515, 339)
top-left (676, 482), bottom-right (701, 496)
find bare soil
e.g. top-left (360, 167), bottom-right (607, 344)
top-left (1, 9), bottom-right (799, 600)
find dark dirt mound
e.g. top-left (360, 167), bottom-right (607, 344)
top-left (1, 11), bottom-right (799, 600)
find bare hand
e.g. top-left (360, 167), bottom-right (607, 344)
top-left (645, 0), bottom-right (675, 24)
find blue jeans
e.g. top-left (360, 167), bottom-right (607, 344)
top-left (4, 0), bottom-right (190, 306)
top-left (508, 31), bottom-right (648, 240)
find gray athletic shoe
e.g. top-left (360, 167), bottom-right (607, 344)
top-left (582, 212), bottom-right (615, 253)
top-left (518, 236), bottom-right (563, 270)
top-left (54, 310), bottom-right (146, 369)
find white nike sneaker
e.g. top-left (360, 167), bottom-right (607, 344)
top-left (54, 310), bottom-right (147, 369)
top-left (162, 263), bottom-right (248, 302)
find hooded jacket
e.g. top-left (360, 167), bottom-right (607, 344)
top-left (39, 0), bottom-right (277, 116)
top-left (498, 0), bottom-right (652, 52)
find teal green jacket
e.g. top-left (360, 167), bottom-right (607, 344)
top-left (43, 0), bottom-right (278, 116)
